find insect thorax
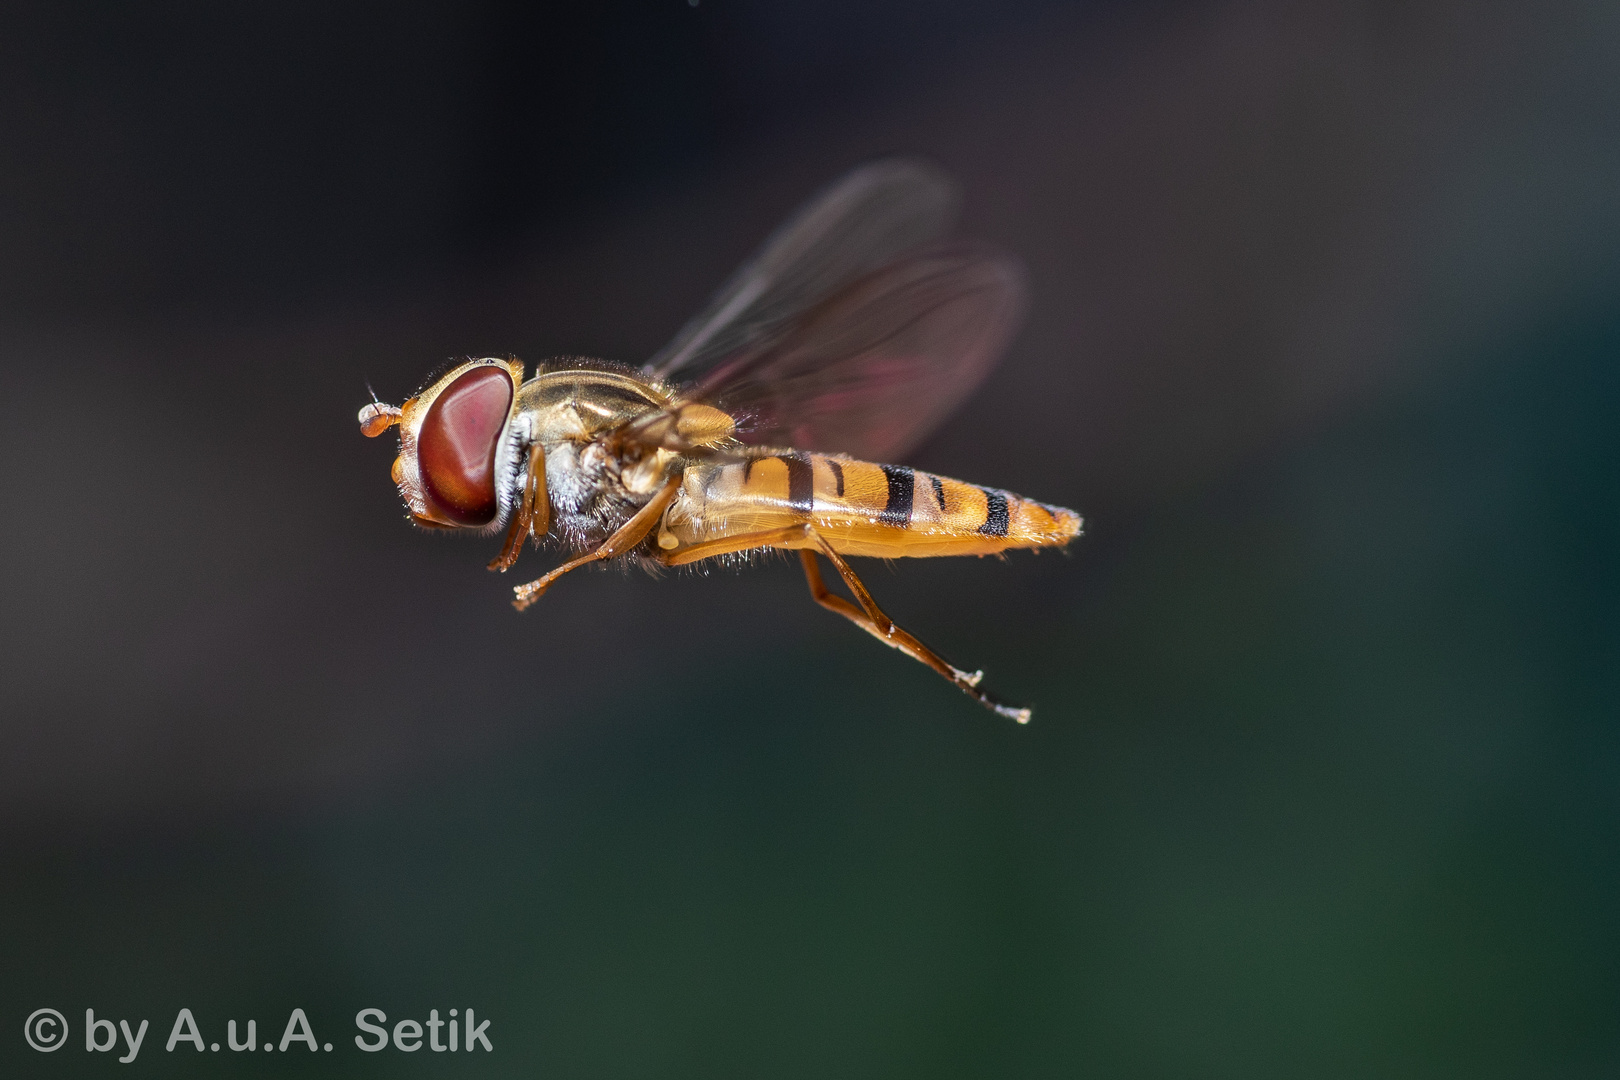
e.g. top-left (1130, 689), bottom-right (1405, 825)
top-left (516, 365), bottom-right (678, 552)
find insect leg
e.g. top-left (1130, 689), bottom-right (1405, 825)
top-left (511, 473), bottom-right (679, 610)
top-left (652, 523), bottom-right (1030, 721)
top-left (489, 443), bottom-right (549, 572)
top-left (799, 541), bottom-right (1032, 724)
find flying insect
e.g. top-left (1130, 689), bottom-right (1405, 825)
top-left (360, 160), bottom-right (1081, 721)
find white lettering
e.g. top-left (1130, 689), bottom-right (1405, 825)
top-left (465, 1008), bottom-right (492, 1052)
top-left (228, 1019), bottom-right (257, 1051)
top-left (85, 1010), bottom-right (116, 1052)
top-left (354, 1009), bottom-right (387, 1052)
top-left (166, 1009), bottom-right (204, 1052)
top-left (393, 1018), bottom-right (422, 1052)
top-left (119, 1019), bottom-right (149, 1063)
top-left (279, 1008), bottom-right (318, 1052)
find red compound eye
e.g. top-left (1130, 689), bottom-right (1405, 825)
top-left (417, 366), bottom-right (512, 526)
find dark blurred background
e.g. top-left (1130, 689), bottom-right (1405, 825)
top-left (2, 0), bottom-right (1618, 1076)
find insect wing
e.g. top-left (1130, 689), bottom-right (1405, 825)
top-left (645, 158), bottom-right (960, 382)
top-left (695, 244), bottom-right (1027, 461)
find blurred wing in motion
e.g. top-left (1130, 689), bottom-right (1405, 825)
top-left (646, 158), bottom-right (961, 383)
top-left (693, 244), bottom-right (1027, 462)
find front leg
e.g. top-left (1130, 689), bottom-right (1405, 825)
top-left (489, 443), bottom-right (549, 573)
top-left (511, 474), bottom-right (680, 611)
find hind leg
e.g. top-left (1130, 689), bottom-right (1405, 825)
top-left (798, 540), bottom-right (1031, 724)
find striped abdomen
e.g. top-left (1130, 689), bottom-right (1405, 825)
top-left (660, 451), bottom-right (1081, 559)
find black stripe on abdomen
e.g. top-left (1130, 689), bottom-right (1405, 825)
top-left (929, 474), bottom-right (946, 511)
top-left (783, 453), bottom-right (813, 514)
top-left (827, 457), bottom-right (845, 497)
top-left (978, 489), bottom-right (1010, 536)
top-left (880, 465), bottom-right (914, 527)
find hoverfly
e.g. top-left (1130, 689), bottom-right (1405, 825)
top-left (360, 160), bottom-right (1080, 721)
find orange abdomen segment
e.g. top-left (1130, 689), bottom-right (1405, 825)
top-left (662, 452), bottom-right (1080, 560)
